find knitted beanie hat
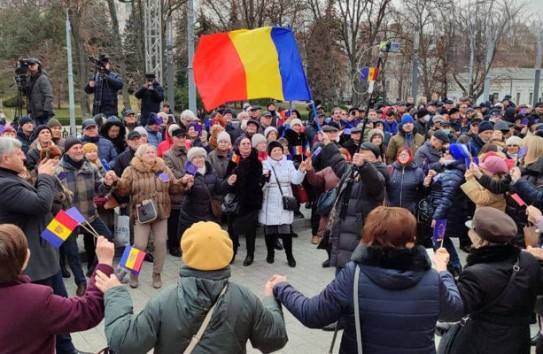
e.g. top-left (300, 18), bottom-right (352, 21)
top-left (187, 147), bottom-right (207, 161)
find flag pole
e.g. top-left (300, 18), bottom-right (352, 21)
top-left (310, 100), bottom-right (321, 132)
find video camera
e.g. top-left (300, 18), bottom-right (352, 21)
top-left (89, 54), bottom-right (110, 71)
top-left (14, 59), bottom-right (32, 87)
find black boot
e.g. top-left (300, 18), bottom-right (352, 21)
top-left (265, 234), bottom-right (275, 264)
top-left (243, 254), bottom-right (254, 266)
top-left (282, 234), bottom-right (296, 267)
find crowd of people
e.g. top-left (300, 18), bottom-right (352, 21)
top-left (2, 60), bottom-right (543, 353)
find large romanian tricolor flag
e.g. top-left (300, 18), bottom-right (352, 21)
top-left (193, 27), bottom-right (312, 111)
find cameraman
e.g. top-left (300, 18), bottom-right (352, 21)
top-left (84, 54), bottom-right (123, 117)
top-left (134, 73), bottom-right (164, 126)
top-left (26, 58), bottom-right (54, 125)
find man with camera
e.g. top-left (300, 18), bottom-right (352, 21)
top-left (25, 58), bottom-right (54, 125)
top-left (135, 73), bottom-right (164, 126)
top-left (84, 54), bottom-right (123, 117)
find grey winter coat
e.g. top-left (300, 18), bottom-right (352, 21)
top-left (162, 144), bottom-right (188, 210)
top-left (27, 71), bottom-right (54, 120)
top-left (104, 266), bottom-right (288, 354)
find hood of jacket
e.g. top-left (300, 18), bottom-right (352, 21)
top-left (100, 116), bottom-right (126, 145)
top-left (351, 244), bottom-right (431, 290)
top-left (130, 155), bottom-right (167, 174)
top-left (178, 265), bottom-right (230, 327)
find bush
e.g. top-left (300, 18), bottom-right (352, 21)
top-left (2, 96), bottom-right (22, 108)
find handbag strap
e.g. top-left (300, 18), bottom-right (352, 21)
top-left (269, 165), bottom-right (285, 196)
top-left (469, 257), bottom-right (520, 317)
top-left (183, 283), bottom-right (228, 354)
top-left (354, 265), bottom-right (363, 354)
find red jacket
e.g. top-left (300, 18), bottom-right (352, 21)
top-left (0, 264), bottom-right (113, 354)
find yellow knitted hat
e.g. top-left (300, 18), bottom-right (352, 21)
top-left (181, 222), bottom-right (233, 271)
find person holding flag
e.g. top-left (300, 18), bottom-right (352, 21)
top-left (0, 138), bottom-right (87, 354)
top-left (0, 225), bottom-right (116, 354)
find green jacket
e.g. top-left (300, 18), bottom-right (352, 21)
top-left (104, 266), bottom-right (288, 353)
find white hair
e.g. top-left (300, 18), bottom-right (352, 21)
top-left (180, 110), bottom-right (196, 121)
top-left (134, 143), bottom-right (156, 158)
top-left (0, 137), bottom-right (22, 160)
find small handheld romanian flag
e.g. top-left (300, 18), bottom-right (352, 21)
top-left (231, 152), bottom-right (240, 163)
top-left (41, 210), bottom-right (80, 248)
top-left (120, 246), bottom-right (146, 274)
top-left (292, 146), bottom-right (303, 156)
top-left (304, 144), bottom-right (311, 157)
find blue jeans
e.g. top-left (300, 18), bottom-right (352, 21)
top-left (82, 217), bottom-right (113, 272)
top-left (64, 231), bottom-right (86, 286)
top-left (433, 236), bottom-right (461, 269)
top-left (33, 271), bottom-right (76, 354)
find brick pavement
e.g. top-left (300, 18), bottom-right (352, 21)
top-left (67, 208), bottom-right (539, 353)
top-left (69, 208), bottom-right (338, 353)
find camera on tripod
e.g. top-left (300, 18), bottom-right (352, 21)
top-left (14, 59), bottom-right (31, 86)
top-left (89, 54), bottom-right (110, 72)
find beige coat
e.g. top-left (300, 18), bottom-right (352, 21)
top-left (461, 176), bottom-right (506, 211)
top-left (114, 156), bottom-right (183, 222)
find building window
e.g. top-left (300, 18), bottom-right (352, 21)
top-left (530, 93), bottom-right (533, 104)
top-left (493, 93), bottom-right (499, 102)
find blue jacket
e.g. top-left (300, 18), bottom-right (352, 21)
top-left (81, 135), bottom-right (117, 164)
top-left (274, 245), bottom-right (463, 354)
top-left (430, 161), bottom-right (468, 235)
top-left (383, 120), bottom-right (399, 135)
top-left (145, 127), bottom-right (163, 148)
top-left (386, 162), bottom-right (425, 215)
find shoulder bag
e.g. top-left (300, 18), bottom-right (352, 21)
top-left (183, 284), bottom-right (228, 354)
top-left (437, 257), bottom-right (520, 354)
top-left (136, 198), bottom-right (158, 224)
top-left (200, 176), bottom-right (223, 219)
top-left (316, 188), bottom-right (337, 216)
top-left (270, 165), bottom-right (299, 211)
top-left (328, 264), bottom-right (364, 354)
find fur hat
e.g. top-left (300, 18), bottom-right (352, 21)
top-left (187, 147), bottom-right (207, 161)
top-left (267, 140), bottom-right (283, 155)
top-left (181, 222), bottom-right (233, 271)
top-left (251, 133), bottom-right (267, 148)
top-left (472, 207), bottom-right (517, 243)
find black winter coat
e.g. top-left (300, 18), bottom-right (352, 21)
top-left (100, 116), bottom-right (127, 155)
top-left (284, 129), bottom-right (309, 165)
top-left (84, 71), bottom-right (123, 117)
top-left (430, 161), bottom-right (468, 237)
top-left (134, 82), bottom-right (164, 126)
top-left (225, 148), bottom-right (264, 214)
top-left (386, 161), bottom-right (425, 215)
top-left (453, 245), bottom-right (543, 354)
top-left (178, 161), bottom-right (228, 237)
top-left (329, 161), bottom-right (388, 268)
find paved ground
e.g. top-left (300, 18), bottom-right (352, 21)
top-left (67, 207), bottom-right (539, 353)
top-left (69, 208), bottom-right (339, 353)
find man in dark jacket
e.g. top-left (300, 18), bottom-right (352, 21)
top-left (81, 118), bottom-right (117, 163)
top-left (134, 73), bottom-right (164, 126)
top-left (25, 58), bottom-right (54, 125)
top-left (467, 121), bottom-right (493, 156)
top-left (84, 55), bottom-right (123, 117)
top-left (414, 130), bottom-right (449, 174)
top-left (320, 139), bottom-right (388, 269)
top-left (15, 115), bottom-right (35, 154)
top-left (0, 137), bottom-right (85, 354)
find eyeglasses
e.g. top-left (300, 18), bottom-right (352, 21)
top-left (398, 153), bottom-right (410, 158)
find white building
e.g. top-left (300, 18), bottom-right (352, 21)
top-left (448, 67), bottom-right (543, 105)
